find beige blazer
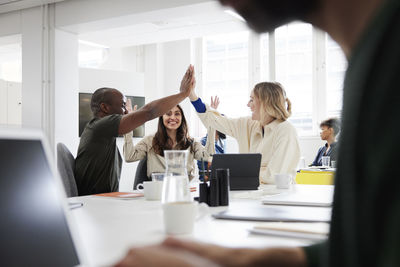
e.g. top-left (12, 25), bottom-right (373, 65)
top-left (123, 130), bottom-right (215, 180)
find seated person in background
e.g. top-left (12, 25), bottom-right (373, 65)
top-left (197, 96), bottom-right (226, 181)
top-left (197, 130), bottom-right (226, 181)
top-left (123, 104), bottom-right (215, 181)
top-left (74, 65), bottom-right (194, 196)
top-left (189, 78), bottom-right (300, 184)
top-left (310, 118), bottom-right (341, 166)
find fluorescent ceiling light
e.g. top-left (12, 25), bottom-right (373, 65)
top-left (78, 40), bottom-right (109, 49)
top-left (224, 9), bottom-right (245, 22)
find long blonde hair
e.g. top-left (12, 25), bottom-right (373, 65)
top-left (253, 82), bottom-right (291, 122)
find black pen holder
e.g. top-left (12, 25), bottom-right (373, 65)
top-left (216, 168), bottom-right (230, 206)
top-left (198, 168), bottom-right (230, 207)
top-left (199, 182), bottom-right (209, 204)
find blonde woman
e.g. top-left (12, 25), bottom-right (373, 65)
top-left (189, 82), bottom-right (300, 184)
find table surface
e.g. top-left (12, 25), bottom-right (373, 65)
top-left (69, 184), bottom-right (333, 266)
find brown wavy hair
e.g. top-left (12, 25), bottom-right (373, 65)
top-left (152, 105), bottom-right (194, 156)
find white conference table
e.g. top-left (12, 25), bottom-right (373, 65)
top-left (70, 184), bottom-right (333, 266)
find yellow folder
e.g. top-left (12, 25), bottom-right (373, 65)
top-left (295, 170), bottom-right (335, 185)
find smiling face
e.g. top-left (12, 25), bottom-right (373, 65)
top-left (247, 90), bottom-right (261, 120)
top-left (162, 106), bottom-right (182, 131)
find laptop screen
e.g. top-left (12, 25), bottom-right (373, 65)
top-left (0, 139), bottom-right (80, 267)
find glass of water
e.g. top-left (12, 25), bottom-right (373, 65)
top-left (321, 156), bottom-right (330, 167)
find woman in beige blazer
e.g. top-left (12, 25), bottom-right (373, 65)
top-left (123, 104), bottom-right (214, 180)
top-left (189, 81), bottom-right (300, 184)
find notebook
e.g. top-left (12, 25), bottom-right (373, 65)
top-left (261, 186), bottom-right (334, 207)
top-left (213, 203), bottom-right (331, 222)
top-left (211, 153), bottom-right (262, 190)
top-left (249, 222), bottom-right (329, 240)
top-left (0, 128), bottom-right (86, 266)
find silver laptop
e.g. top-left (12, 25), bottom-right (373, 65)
top-left (0, 128), bottom-right (86, 266)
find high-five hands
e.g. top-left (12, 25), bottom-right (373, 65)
top-left (180, 65), bottom-right (195, 98)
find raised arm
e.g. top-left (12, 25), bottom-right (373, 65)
top-left (118, 65), bottom-right (195, 135)
top-left (193, 126), bottom-right (216, 161)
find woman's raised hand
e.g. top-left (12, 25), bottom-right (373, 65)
top-left (210, 96), bottom-right (220, 110)
top-left (125, 98), bottom-right (137, 114)
top-left (180, 65), bottom-right (195, 98)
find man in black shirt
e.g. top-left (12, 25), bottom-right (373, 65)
top-left (75, 65), bottom-right (195, 195)
top-left (115, 0), bottom-right (400, 266)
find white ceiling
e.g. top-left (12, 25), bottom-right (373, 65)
top-left (68, 1), bottom-right (247, 48)
top-left (0, 1), bottom-right (247, 54)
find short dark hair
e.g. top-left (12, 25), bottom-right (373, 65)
top-left (320, 118), bottom-right (341, 136)
top-left (217, 131), bottom-right (226, 140)
top-left (90, 87), bottom-right (118, 117)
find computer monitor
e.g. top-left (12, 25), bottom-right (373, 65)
top-left (0, 129), bottom-right (83, 266)
top-left (79, 93), bottom-right (145, 137)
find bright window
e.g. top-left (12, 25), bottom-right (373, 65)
top-left (200, 23), bottom-right (346, 137)
top-left (275, 23), bottom-right (313, 135)
top-left (326, 35), bottom-right (346, 118)
top-left (260, 33), bottom-right (269, 81)
top-left (203, 31), bottom-right (250, 119)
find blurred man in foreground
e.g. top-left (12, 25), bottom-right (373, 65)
top-left (115, 0), bottom-right (400, 266)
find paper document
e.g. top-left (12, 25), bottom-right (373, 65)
top-left (250, 222), bottom-right (329, 240)
top-left (262, 186), bottom-right (334, 207)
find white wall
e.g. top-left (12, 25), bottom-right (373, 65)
top-left (0, 12), bottom-right (20, 36)
top-left (299, 136), bottom-right (324, 165)
top-left (21, 7), bottom-right (46, 130)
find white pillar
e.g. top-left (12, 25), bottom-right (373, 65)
top-left (54, 29), bottom-right (79, 154)
top-left (21, 5), bottom-right (55, 147)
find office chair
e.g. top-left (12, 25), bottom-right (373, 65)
top-left (57, 143), bottom-right (78, 197)
top-left (133, 157), bottom-right (150, 190)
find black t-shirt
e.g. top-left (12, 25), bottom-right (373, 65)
top-left (75, 114), bottom-right (122, 195)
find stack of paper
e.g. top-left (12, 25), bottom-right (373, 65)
top-left (250, 222), bottom-right (329, 240)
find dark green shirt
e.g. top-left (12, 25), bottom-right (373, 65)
top-left (75, 114), bottom-right (122, 195)
top-left (304, 0), bottom-right (400, 266)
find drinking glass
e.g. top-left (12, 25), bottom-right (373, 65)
top-left (321, 156), bottom-right (330, 167)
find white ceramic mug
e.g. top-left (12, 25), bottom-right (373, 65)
top-left (162, 201), bottom-right (208, 235)
top-left (274, 173), bottom-right (293, 189)
top-left (136, 181), bottom-right (163, 200)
